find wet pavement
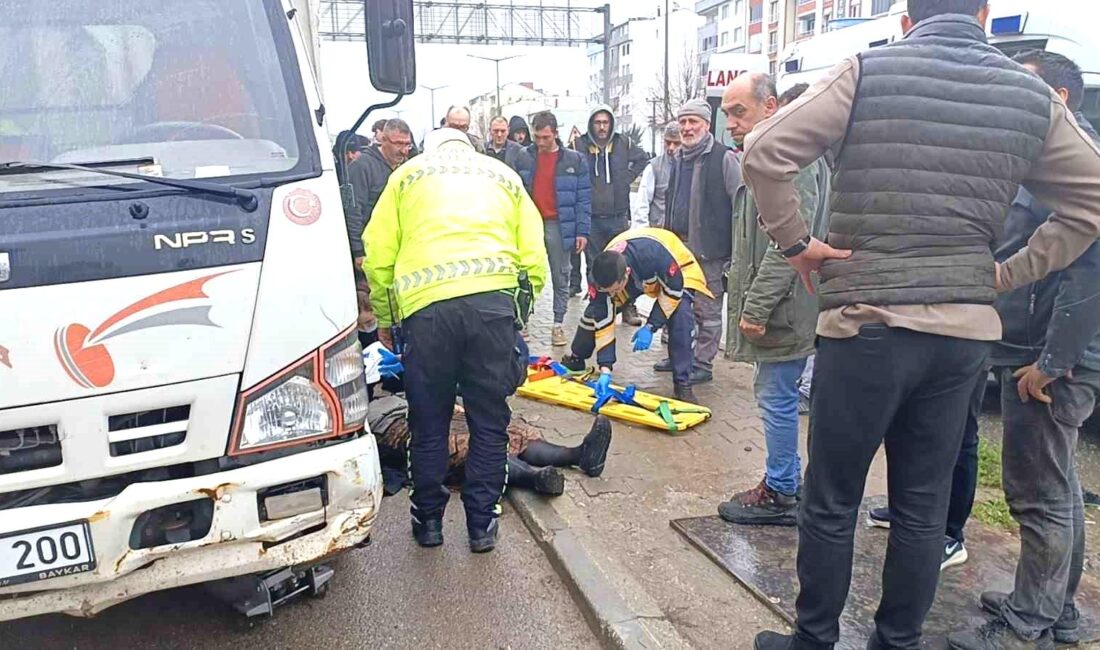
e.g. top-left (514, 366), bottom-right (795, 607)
top-left (0, 496), bottom-right (598, 650)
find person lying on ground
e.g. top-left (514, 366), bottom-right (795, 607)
top-left (370, 395), bottom-right (613, 498)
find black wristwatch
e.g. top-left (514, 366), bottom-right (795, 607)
top-left (780, 236), bottom-right (812, 258)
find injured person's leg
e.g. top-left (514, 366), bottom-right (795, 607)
top-left (517, 415), bottom-right (612, 477)
top-left (507, 457), bottom-right (565, 496)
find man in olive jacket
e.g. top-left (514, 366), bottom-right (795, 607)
top-left (716, 73), bottom-right (831, 527)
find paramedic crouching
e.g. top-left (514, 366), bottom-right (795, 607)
top-left (363, 128), bottom-right (548, 553)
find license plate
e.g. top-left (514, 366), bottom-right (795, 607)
top-left (0, 521), bottom-right (96, 587)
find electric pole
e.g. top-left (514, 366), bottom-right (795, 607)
top-left (420, 84), bottom-right (448, 127)
top-left (599, 4), bottom-right (612, 105)
top-left (664, 0), bottom-right (670, 121)
top-left (467, 54), bottom-right (521, 117)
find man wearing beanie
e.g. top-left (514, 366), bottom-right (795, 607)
top-left (634, 122), bottom-right (682, 228)
top-left (658, 98), bottom-right (741, 386)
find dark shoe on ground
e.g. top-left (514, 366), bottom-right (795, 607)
top-left (673, 383), bottom-right (697, 403)
top-left (533, 467), bottom-right (565, 496)
top-left (412, 517), bottom-right (444, 548)
top-left (1085, 489), bottom-right (1099, 508)
top-left (569, 286), bottom-right (582, 297)
top-left (980, 592), bottom-right (1080, 645)
top-left (689, 368), bottom-right (714, 385)
top-left (867, 506), bottom-right (892, 529)
top-left (947, 618), bottom-right (1054, 650)
top-left (753, 631), bottom-right (794, 649)
top-left (621, 304), bottom-right (644, 326)
top-left (560, 354), bottom-right (587, 372)
top-left (653, 358), bottom-right (673, 373)
top-left (718, 479), bottom-right (799, 526)
top-left (468, 520), bottom-right (499, 554)
top-left (942, 536), bottom-right (968, 570)
top-left (579, 415), bottom-right (613, 477)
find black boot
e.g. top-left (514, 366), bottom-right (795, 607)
top-left (412, 517), bottom-right (444, 548)
top-left (579, 415), bottom-right (613, 477)
top-left (674, 383), bottom-right (697, 403)
top-left (468, 520), bottom-right (499, 554)
top-left (560, 354), bottom-right (587, 372)
top-left (507, 456), bottom-right (565, 496)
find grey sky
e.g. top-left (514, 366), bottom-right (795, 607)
top-left (320, 0), bottom-right (676, 142)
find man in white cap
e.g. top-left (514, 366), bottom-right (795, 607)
top-left (364, 127), bottom-right (548, 554)
top-left (655, 98), bottom-right (741, 387)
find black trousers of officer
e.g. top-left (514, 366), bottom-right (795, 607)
top-left (403, 291), bottom-right (519, 533)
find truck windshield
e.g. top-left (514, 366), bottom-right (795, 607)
top-left (0, 0), bottom-right (309, 195)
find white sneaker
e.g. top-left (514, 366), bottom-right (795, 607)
top-left (941, 537), bottom-right (968, 571)
top-left (551, 325), bottom-right (568, 347)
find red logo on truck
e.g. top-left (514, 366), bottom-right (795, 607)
top-left (54, 272), bottom-right (233, 389)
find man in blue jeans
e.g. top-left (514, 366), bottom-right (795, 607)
top-left (717, 72), bottom-right (831, 526)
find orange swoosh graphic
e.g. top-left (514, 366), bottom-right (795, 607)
top-left (89, 271), bottom-right (232, 342)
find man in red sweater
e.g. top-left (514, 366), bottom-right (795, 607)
top-left (515, 111), bottom-right (593, 346)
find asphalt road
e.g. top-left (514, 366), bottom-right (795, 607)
top-left (0, 496), bottom-right (598, 650)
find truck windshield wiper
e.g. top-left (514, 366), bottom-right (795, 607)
top-left (0, 159), bottom-right (259, 212)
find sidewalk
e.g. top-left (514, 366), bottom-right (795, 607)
top-left (509, 291), bottom-right (1098, 648)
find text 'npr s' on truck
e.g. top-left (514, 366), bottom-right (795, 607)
top-left (0, 0), bottom-right (416, 621)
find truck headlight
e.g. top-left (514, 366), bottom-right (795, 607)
top-left (229, 327), bottom-right (367, 456)
top-left (322, 331), bottom-right (370, 430)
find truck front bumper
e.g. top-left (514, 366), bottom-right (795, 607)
top-left (0, 435), bottom-right (382, 621)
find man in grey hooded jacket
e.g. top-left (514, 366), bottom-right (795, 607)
top-left (570, 105), bottom-right (649, 323)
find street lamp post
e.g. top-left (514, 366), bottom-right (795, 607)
top-left (420, 84), bottom-right (448, 127)
top-left (467, 54), bottom-right (521, 117)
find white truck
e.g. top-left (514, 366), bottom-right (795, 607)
top-left (778, 0), bottom-right (1100, 131)
top-left (0, 0), bottom-right (415, 621)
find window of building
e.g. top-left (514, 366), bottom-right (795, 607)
top-left (734, 26), bottom-right (744, 43)
top-left (622, 43), bottom-right (630, 56)
top-left (769, 60), bottom-right (778, 75)
top-left (871, 0), bottom-right (892, 15)
top-left (768, 30), bottom-right (777, 52)
top-left (849, 2), bottom-right (862, 17)
top-left (749, 32), bottom-right (762, 52)
top-left (720, 31), bottom-right (729, 47)
top-left (823, 10), bottom-right (832, 29)
top-left (750, 3), bottom-right (763, 23)
top-left (799, 14), bottom-right (815, 35)
top-left (721, 2), bottom-right (729, 19)
top-left (735, 0), bottom-right (744, 15)
top-left (769, 0), bottom-right (779, 21)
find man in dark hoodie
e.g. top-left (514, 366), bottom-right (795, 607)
top-left (509, 115), bottom-right (531, 146)
top-left (571, 106), bottom-right (649, 323)
top-left (948, 50), bottom-right (1100, 650)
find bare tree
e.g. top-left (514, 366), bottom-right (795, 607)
top-left (647, 47), bottom-right (703, 124)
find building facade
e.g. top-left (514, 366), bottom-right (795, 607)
top-left (586, 6), bottom-right (703, 155)
top-left (697, 0), bottom-right (901, 74)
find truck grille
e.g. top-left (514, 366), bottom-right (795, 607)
top-left (0, 425), bottom-right (62, 475)
top-left (108, 406), bottom-right (190, 457)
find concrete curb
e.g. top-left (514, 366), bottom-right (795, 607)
top-left (509, 489), bottom-right (691, 650)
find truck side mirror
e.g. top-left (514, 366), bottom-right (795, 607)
top-left (366, 0), bottom-right (417, 94)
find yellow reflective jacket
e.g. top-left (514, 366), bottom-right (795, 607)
top-left (363, 143), bottom-right (548, 326)
top-left (608, 227), bottom-right (713, 298)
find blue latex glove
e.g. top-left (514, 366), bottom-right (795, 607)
top-left (593, 371), bottom-right (614, 402)
top-left (631, 325), bottom-right (654, 352)
top-left (378, 348), bottom-right (404, 379)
